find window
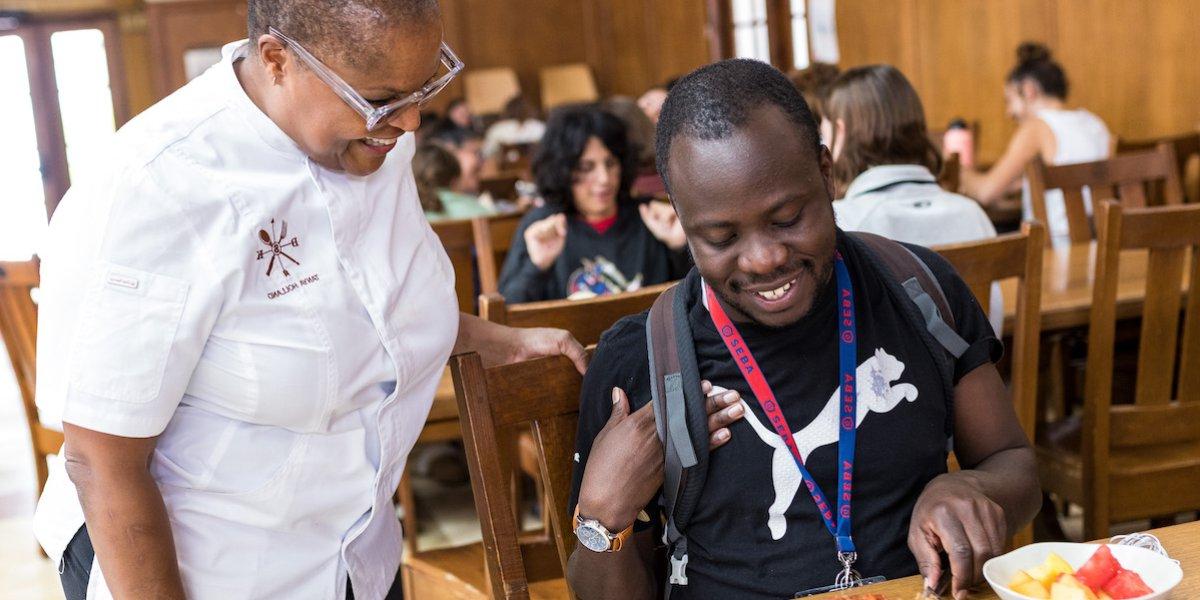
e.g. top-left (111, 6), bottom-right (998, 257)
top-left (711, 0), bottom-right (814, 72)
top-left (731, 0), bottom-right (770, 62)
top-left (0, 16), bottom-right (125, 259)
top-left (789, 0), bottom-right (810, 69)
top-left (0, 35), bottom-right (46, 260)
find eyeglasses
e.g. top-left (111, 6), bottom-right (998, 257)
top-left (268, 26), bottom-right (464, 131)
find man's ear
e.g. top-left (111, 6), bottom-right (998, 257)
top-left (818, 145), bottom-right (835, 202)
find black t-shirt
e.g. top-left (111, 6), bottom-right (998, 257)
top-left (497, 201), bottom-right (692, 303)
top-left (568, 231), bottom-right (1001, 599)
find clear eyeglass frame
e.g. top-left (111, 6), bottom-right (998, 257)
top-left (268, 26), bottom-right (464, 131)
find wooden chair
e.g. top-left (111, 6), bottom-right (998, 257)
top-left (539, 64), bottom-right (599, 110)
top-left (464, 67), bottom-right (522, 116)
top-left (479, 281), bottom-right (673, 346)
top-left (1026, 145), bottom-right (1185, 245)
top-left (472, 212), bottom-right (526, 295)
top-left (499, 143), bottom-right (536, 174)
top-left (0, 261), bottom-right (64, 536)
top-left (933, 222), bottom-right (1045, 547)
top-left (1117, 132), bottom-right (1200, 204)
top-left (480, 283), bottom-right (674, 531)
top-left (479, 174), bottom-right (522, 202)
top-left (938, 152), bottom-right (962, 193)
top-left (401, 352), bottom-right (591, 600)
top-left (1037, 200), bottom-right (1200, 540)
top-left (431, 218), bottom-right (478, 314)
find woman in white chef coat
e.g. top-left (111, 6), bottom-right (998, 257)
top-left (33, 1), bottom-right (586, 599)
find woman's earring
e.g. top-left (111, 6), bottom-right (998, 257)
top-left (272, 74), bottom-right (280, 86)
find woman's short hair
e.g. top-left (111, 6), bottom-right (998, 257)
top-left (1007, 42), bottom-right (1068, 100)
top-left (824, 64), bottom-right (941, 191)
top-left (533, 105), bottom-right (637, 214)
top-left (412, 143), bottom-right (461, 213)
top-left (247, 0), bottom-right (438, 71)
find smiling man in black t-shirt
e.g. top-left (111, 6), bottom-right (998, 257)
top-left (566, 60), bottom-right (1041, 600)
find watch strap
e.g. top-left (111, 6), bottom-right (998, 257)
top-left (573, 505), bottom-right (634, 552)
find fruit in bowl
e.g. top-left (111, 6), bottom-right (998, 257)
top-left (1006, 546), bottom-right (1152, 599)
top-left (984, 543), bottom-right (1180, 600)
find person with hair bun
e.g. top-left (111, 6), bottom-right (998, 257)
top-left (960, 42), bottom-right (1111, 244)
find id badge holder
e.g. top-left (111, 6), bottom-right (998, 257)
top-left (792, 575), bottom-right (887, 598)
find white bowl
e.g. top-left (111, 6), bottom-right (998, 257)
top-left (983, 542), bottom-right (1182, 600)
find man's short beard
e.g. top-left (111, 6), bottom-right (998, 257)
top-left (714, 256), bottom-right (835, 330)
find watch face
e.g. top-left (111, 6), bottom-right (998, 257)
top-left (576, 523), bottom-right (610, 552)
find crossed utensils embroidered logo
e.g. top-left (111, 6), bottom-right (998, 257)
top-left (256, 218), bottom-right (300, 277)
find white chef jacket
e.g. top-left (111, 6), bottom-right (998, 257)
top-left (33, 40), bottom-right (459, 600)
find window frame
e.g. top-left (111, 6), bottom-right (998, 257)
top-left (708, 0), bottom-right (812, 71)
top-left (2, 12), bottom-right (128, 218)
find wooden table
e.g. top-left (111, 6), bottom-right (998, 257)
top-left (1002, 241), bottom-right (1190, 335)
top-left (808, 520), bottom-right (1200, 599)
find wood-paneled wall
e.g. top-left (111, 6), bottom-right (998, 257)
top-left (438, 0), bottom-right (710, 111)
top-left (836, 0), bottom-right (1200, 163)
top-left (116, 0), bottom-right (711, 115)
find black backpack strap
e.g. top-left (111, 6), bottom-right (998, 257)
top-left (645, 272), bottom-right (709, 592)
top-left (850, 231), bottom-right (969, 359)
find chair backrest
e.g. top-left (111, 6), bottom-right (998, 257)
top-left (1086, 199), bottom-right (1200, 438)
top-left (479, 281), bottom-right (675, 346)
top-left (1117, 132), bottom-right (1200, 204)
top-left (933, 222), bottom-right (1045, 444)
top-left (1026, 146), bottom-right (1185, 245)
top-left (1081, 200), bottom-right (1200, 536)
top-left (431, 218), bottom-right (478, 313)
top-left (498, 143), bottom-right (536, 174)
top-left (479, 173), bottom-right (522, 202)
top-left (938, 152), bottom-right (962, 192)
top-left (539, 64), bottom-right (599, 110)
top-left (464, 67), bottom-right (522, 116)
top-left (0, 261), bottom-right (62, 460)
top-left (451, 350), bottom-right (594, 600)
top-left (472, 212), bottom-right (526, 295)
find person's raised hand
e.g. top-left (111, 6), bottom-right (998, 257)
top-left (577, 387), bottom-right (664, 531)
top-left (638, 201), bottom-right (687, 250)
top-left (577, 381), bottom-right (743, 531)
top-left (908, 473), bottom-right (1008, 600)
top-left (525, 213), bottom-right (568, 270)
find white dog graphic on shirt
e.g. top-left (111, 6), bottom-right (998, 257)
top-left (725, 347), bottom-right (919, 540)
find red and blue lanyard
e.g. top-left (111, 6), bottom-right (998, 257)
top-left (705, 252), bottom-right (858, 556)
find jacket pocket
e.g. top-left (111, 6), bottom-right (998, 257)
top-left (68, 263), bottom-right (190, 403)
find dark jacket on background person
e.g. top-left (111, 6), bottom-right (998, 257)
top-left (497, 201), bottom-right (690, 303)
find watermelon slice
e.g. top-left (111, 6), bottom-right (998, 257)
top-left (1075, 545), bottom-right (1120, 591)
top-left (1101, 569), bottom-right (1154, 599)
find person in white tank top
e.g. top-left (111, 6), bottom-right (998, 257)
top-left (959, 43), bottom-right (1112, 245)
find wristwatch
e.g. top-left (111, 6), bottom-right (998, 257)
top-left (573, 505), bottom-right (633, 552)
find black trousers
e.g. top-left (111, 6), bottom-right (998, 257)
top-left (60, 525), bottom-right (403, 599)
